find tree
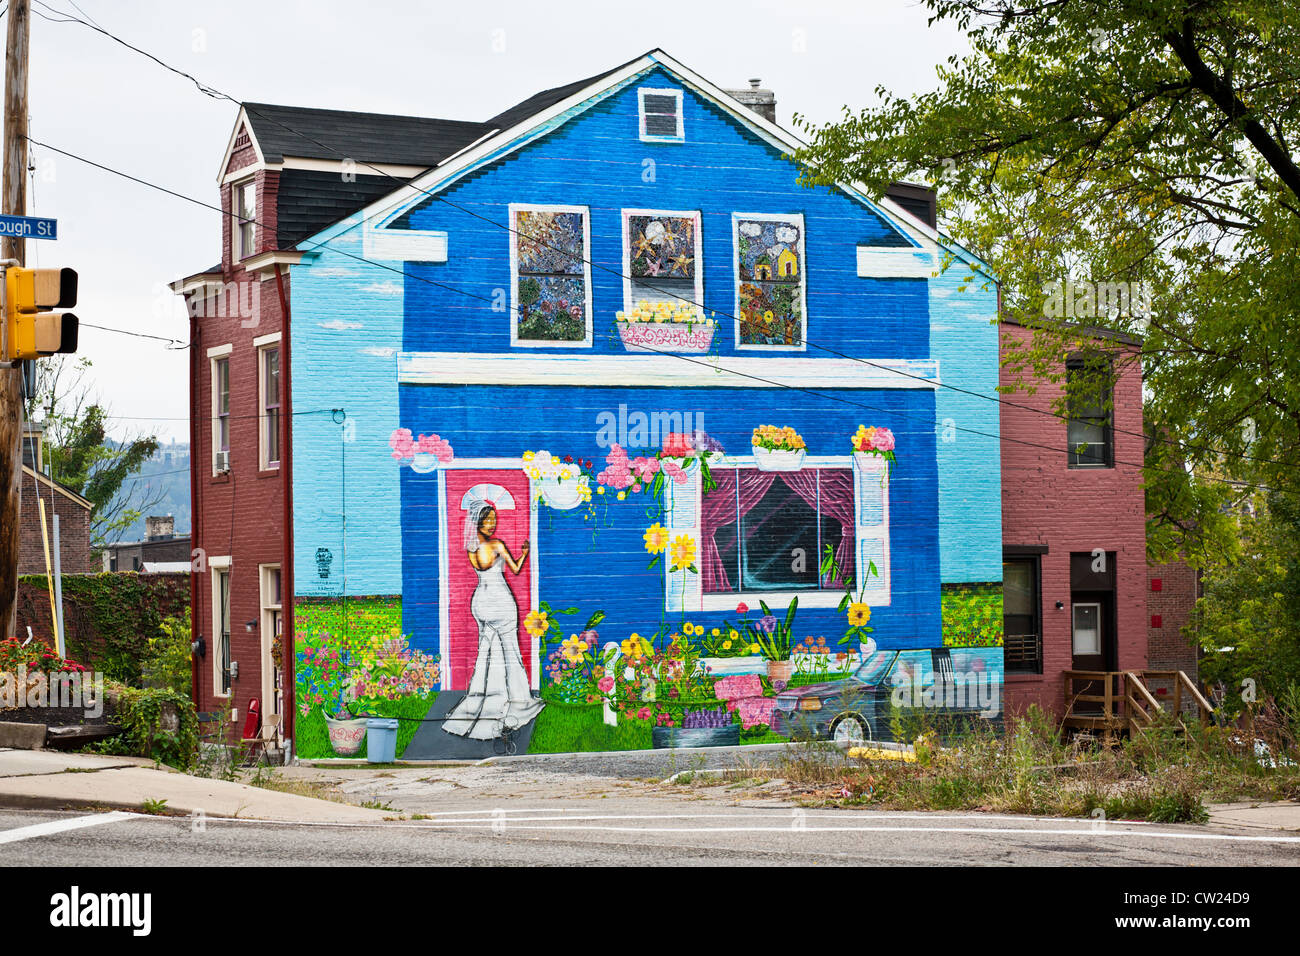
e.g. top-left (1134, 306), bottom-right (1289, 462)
top-left (791, 0), bottom-right (1300, 566)
top-left (24, 356), bottom-right (162, 547)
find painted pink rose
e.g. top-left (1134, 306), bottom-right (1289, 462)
top-left (873, 428), bottom-right (895, 452)
top-left (660, 459), bottom-right (688, 484)
top-left (736, 602), bottom-right (749, 615)
top-left (597, 676), bottom-right (615, 693)
top-left (662, 432), bottom-right (693, 458)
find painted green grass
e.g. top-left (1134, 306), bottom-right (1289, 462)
top-left (294, 693), bottom-right (437, 760)
top-left (527, 702), bottom-right (654, 753)
top-left (294, 595), bottom-right (403, 644)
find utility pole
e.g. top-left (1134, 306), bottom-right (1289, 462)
top-left (0, 0), bottom-right (30, 637)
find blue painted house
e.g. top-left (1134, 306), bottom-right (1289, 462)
top-left (182, 51), bottom-right (1004, 759)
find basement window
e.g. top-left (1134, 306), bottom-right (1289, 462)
top-left (638, 88), bottom-right (684, 143)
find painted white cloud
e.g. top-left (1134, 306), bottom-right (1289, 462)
top-left (319, 319), bottom-right (363, 330)
top-left (739, 221), bottom-right (762, 237)
top-left (360, 346), bottom-right (398, 358)
top-left (360, 282), bottom-right (403, 297)
top-left (775, 226), bottom-right (798, 244)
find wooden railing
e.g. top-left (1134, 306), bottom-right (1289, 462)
top-left (1062, 669), bottom-right (1214, 740)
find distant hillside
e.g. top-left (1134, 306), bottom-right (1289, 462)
top-left (106, 440), bottom-right (191, 543)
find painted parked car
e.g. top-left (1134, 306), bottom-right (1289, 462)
top-left (771, 648), bottom-right (1001, 743)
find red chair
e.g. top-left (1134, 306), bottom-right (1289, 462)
top-left (241, 697), bottom-right (274, 766)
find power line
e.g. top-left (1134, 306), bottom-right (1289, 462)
top-left (34, 1), bottom-right (1293, 475)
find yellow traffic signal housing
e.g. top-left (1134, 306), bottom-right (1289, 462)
top-left (3, 267), bottom-right (78, 361)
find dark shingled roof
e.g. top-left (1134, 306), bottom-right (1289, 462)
top-left (276, 170), bottom-right (414, 247)
top-left (241, 102), bottom-right (490, 166)
top-left (481, 54), bottom-right (647, 132)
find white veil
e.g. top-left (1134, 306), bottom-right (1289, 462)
top-left (464, 498), bottom-right (494, 553)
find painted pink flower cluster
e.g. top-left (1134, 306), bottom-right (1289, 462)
top-left (852, 425), bottom-right (896, 454)
top-left (597, 444), bottom-right (689, 491)
top-left (389, 427), bottom-right (454, 463)
top-left (661, 432), bottom-right (694, 458)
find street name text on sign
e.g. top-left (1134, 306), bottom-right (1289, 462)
top-left (0, 215), bottom-right (57, 240)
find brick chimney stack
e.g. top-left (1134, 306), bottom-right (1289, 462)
top-left (726, 77), bottom-right (777, 124)
top-left (145, 515), bottom-right (175, 541)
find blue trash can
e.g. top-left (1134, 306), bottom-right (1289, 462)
top-left (366, 718), bottom-right (399, 763)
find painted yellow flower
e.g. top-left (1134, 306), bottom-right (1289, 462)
top-left (643, 522), bottom-right (669, 555)
top-left (669, 534), bottom-right (697, 571)
top-left (561, 635), bottom-right (587, 663)
top-left (722, 641), bottom-right (732, 650)
top-left (524, 609), bottom-right (550, 638)
top-left (750, 643), bottom-right (762, 654)
top-left (621, 634), bottom-right (648, 659)
top-left (523, 450), bottom-right (535, 462)
top-left (711, 628), bottom-right (721, 637)
top-left (847, 602), bottom-right (871, 627)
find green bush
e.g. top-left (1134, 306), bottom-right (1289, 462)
top-left (112, 686), bottom-right (198, 770)
top-left (142, 608), bottom-right (192, 695)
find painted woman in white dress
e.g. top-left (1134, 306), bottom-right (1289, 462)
top-left (442, 499), bottom-right (545, 739)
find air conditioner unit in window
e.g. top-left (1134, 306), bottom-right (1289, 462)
top-left (215, 450), bottom-right (230, 473)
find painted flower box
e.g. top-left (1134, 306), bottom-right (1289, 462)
top-left (752, 446), bottom-right (806, 472)
top-left (616, 320), bottom-right (714, 354)
top-left (651, 724), bottom-right (740, 749)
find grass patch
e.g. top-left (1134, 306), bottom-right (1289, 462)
top-left (527, 701), bottom-right (653, 753)
top-left (743, 703), bottom-right (1300, 824)
top-left (294, 694), bottom-right (438, 760)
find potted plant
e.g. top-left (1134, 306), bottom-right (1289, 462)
top-left (323, 706), bottom-right (368, 756)
top-left (850, 425), bottom-right (896, 479)
top-left (523, 450), bottom-right (593, 511)
top-left (615, 300), bottom-right (716, 354)
top-left (390, 428), bottom-right (454, 473)
top-left (751, 425), bottom-right (806, 471)
top-left (737, 597), bottom-right (798, 684)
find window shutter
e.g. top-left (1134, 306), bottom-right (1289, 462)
top-left (664, 468), bottom-right (702, 613)
top-left (853, 454), bottom-right (891, 606)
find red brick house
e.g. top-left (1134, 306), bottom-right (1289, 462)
top-left (17, 423), bottom-right (93, 577)
top-left (998, 318), bottom-right (1179, 718)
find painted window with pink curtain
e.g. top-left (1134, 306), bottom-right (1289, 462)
top-left (701, 468), bottom-right (855, 594)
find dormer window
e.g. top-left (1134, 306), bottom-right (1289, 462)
top-left (233, 178), bottom-right (256, 261)
top-left (638, 88), bottom-right (684, 142)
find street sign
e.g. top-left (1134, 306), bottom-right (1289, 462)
top-left (0, 215), bottom-right (56, 239)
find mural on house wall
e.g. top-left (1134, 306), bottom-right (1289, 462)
top-left (288, 57), bottom-right (1005, 761)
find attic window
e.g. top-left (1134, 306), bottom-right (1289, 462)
top-left (638, 88), bottom-right (683, 142)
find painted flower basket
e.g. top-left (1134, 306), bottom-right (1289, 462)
top-left (323, 711), bottom-right (368, 757)
top-left (617, 320), bottom-right (714, 354)
top-left (651, 724), bottom-right (740, 749)
top-left (752, 446), bottom-right (806, 472)
top-left (410, 453), bottom-right (440, 473)
top-left (537, 475), bottom-right (589, 511)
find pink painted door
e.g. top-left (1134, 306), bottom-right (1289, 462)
top-left (445, 469), bottom-right (534, 691)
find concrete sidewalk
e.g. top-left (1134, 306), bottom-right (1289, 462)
top-left (1207, 801), bottom-right (1300, 832)
top-left (0, 748), bottom-right (393, 823)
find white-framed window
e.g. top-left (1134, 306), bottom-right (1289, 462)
top-left (233, 179), bottom-right (256, 261)
top-left (667, 453), bottom-right (890, 612)
top-left (258, 340), bottom-right (281, 470)
top-left (638, 88), bottom-right (684, 142)
top-left (210, 557), bottom-right (232, 698)
top-left (208, 345), bottom-right (232, 475)
top-left (260, 564), bottom-right (283, 724)
top-left (509, 203), bottom-right (593, 348)
top-left (733, 212), bottom-right (807, 351)
top-left (620, 209), bottom-right (703, 314)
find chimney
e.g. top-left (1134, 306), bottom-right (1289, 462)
top-left (726, 77), bottom-right (777, 124)
top-left (145, 515), bottom-right (175, 541)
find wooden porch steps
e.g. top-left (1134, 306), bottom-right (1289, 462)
top-left (1062, 669), bottom-right (1214, 743)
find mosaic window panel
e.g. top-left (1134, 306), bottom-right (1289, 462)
top-left (513, 207), bottom-right (590, 344)
top-left (624, 212), bottom-right (701, 311)
top-left (735, 215), bottom-right (806, 348)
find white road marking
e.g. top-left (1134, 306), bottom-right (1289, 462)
top-left (0, 811), bottom-right (134, 845)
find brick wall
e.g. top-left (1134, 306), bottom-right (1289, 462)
top-left (999, 323), bottom-right (1149, 716)
top-left (17, 480), bottom-right (92, 576)
top-left (186, 140), bottom-right (287, 723)
top-left (1145, 558), bottom-right (1200, 711)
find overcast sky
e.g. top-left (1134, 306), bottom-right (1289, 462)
top-left (23, 0), bottom-right (968, 443)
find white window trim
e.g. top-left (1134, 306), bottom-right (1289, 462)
top-left (259, 564), bottom-right (283, 727)
top-left (732, 212), bottom-right (808, 352)
top-left (619, 208), bottom-right (704, 316)
top-left (670, 454), bottom-right (892, 611)
top-left (233, 178), bottom-right (257, 262)
top-left (258, 342), bottom-right (281, 471)
top-left (210, 559), bottom-right (232, 699)
top-left (638, 87), bottom-right (684, 143)
top-left (206, 343), bottom-right (233, 359)
top-left (252, 331), bottom-right (281, 347)
top-left (508, 203), bottom-right (594, 349)
top-left (210, 354), bottom-right (231, 476)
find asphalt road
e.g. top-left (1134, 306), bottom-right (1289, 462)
top-left (3, 803), bottom-right (1299, 867)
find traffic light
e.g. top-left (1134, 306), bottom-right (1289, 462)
top-left (3, 266), bottom-right (78, 362)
